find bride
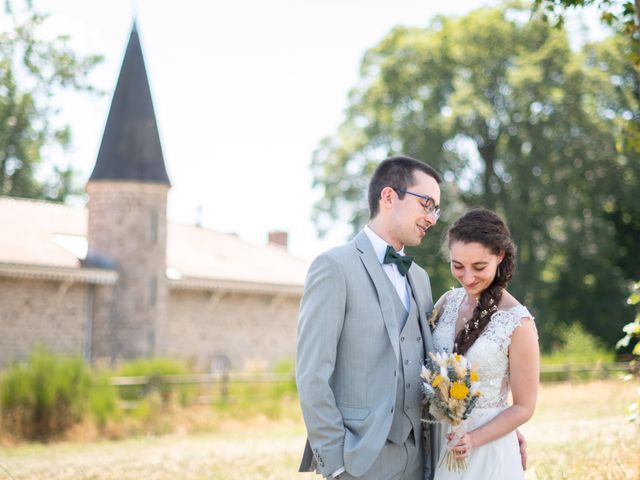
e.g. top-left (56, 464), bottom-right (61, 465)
top-left (431, 208), bottom-right (539, 479)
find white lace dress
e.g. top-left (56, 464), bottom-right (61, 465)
top-left (432, 288), bottom-right (533, 480)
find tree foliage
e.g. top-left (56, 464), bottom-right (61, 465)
top-left (534, 0), bottom-right (638, 57)
top-left (616, 281), bottom-right (640, 422)
top-left (311, 3), bottom-right (638, 349)
top-left (0, 0), bottom-right (103, 201)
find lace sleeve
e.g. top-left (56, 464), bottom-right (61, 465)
top-left (485, 305), bottom-right (535, 352)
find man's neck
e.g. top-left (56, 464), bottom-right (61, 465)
top-left (367, 220), bottom-right (402, 251)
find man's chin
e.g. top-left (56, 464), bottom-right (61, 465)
top-left (406, 238), bottom-right (422, 247)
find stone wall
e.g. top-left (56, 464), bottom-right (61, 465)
top-left (0, 276), bottom-right (301, 371)
top-left (0, 277), bottom-right (87, 365)
top-left (166, 288), bottom-right (300, 371)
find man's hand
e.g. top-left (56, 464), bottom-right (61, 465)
top-left (516, 429), bottom-right (527, 470)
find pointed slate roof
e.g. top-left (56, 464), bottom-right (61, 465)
top-left (89, 23), bottom-right (170, 185)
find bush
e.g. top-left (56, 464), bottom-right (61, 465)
top-left (88, 371), bottom-right (120, 429)
top-left (211, 359), bottom-right (298, 419)
top-left (116, 357), bottom-right (197, 406)
top-left (542, 322), bottom-right (615, 365)
top-left (0, 349), bottom-right (92, 439)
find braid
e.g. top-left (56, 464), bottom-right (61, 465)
top-left (447, 209), bottom-right (516, 355)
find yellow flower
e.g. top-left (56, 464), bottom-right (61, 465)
top-left (470, 370), bottom-right (479, 382)
top-left (450, 381), bottom-right (470, 400)
top-left (432, 374), bottom-right (443, 388)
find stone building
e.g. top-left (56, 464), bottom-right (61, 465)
top-left (0, 25), bottom-right (309, 371)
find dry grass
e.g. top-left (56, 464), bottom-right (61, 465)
top-left (522, 380), bottom-right (639, 480)
top-left (0, 380), bottom-right (637, 479)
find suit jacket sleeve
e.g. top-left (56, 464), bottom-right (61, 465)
top-left (296, 252), bottom-right (347, 476)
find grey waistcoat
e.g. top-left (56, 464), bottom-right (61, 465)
top-left (387, 285), bottom-right (425, 444)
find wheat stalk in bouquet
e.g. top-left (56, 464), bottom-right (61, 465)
top-left (421, 351), bottom-right (481, 472)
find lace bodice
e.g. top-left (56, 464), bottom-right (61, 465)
top-left (432, 288), bottom-right (534, 409)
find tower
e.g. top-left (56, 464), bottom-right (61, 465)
top-left (86, 23), bottom-right (170, 360)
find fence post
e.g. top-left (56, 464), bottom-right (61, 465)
top-left (211, 354), bottom-right (231, 404)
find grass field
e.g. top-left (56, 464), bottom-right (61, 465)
top-left (0, 380), bottom-right (637, 480)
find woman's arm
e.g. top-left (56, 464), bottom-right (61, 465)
top-left (452, 317), bottom-right (539, 457)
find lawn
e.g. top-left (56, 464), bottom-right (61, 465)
top-left (0, 380), bottom-right (637, 479)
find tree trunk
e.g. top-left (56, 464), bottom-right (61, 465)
top-left (478, 142), bottom-right (497, 210)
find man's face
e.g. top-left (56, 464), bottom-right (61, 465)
top-left (388, 170), bottom-right (441, 248)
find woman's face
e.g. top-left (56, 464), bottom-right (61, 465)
top-left (449, 240), bottom-right (504, 298)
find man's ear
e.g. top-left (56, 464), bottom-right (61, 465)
top-left (380, 186), bottom-right (396, 210)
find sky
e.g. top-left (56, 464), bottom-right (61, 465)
top-left (25, 0), bottom-right (597, 260)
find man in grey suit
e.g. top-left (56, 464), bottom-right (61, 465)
top-left (296, 155), bottom-right (442, 480)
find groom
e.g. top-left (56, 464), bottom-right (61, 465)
top-left (296, 155), bottom-right (442, 480)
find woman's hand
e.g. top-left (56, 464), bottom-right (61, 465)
top-left (447, 431), bottom-right (475, 459)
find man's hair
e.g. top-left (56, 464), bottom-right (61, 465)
top-left (367, 155), bottom-right (442, 219)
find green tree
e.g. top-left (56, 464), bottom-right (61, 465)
top-left (0, 0), bottom-right (102, 201)
top-left (534, 0), bottom-right (640, 282)
top-left (311, 4), bottom-right (636, 349)
top-left (534, 0), bottom-right (638, 66)
top-left (617, 281), bottom-right (640, 422)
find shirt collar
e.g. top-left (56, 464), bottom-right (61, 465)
top-left (363, 225), bottom-right (406, 264)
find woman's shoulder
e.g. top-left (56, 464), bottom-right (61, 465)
top-left (434, 287), bottom-right (464, 310)
top-left (493, 291), bottom-right (536, 336)
top-left (497, 291), bottom-right (531, 317)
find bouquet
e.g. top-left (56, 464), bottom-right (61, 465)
top-left (420, 351), bottom-right (481, 472)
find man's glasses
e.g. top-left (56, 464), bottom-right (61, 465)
top-left (395, 189), bottom-right (441, 219)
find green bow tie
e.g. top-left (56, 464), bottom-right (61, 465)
top-left (383, 245), bottom-right (414, 276)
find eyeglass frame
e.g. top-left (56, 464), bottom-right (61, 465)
top-left (394, 188), bottom-right (441, 219)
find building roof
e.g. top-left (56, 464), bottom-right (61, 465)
top-left (0, 197), bottom-right (309, 292)
top-left (89, 23), bottom-right (170, 185)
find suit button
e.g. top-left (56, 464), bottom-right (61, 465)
top-left (404, 359), bottom-right (409, 365)
top-left (417, 336), bottom-right (422, 341)
top-left (401, 336), bottom-right (405, 342)
top-left (394, 370), bottom-right (397, 377)
top-left (390, 406), bottom-right (394, 413)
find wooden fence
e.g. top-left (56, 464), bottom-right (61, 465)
top-left (110, 371), bottom-right (296, 408)
top-left (107, 362), bottom-right (636, 408)
top-left (538, 361), bottom-right (634, 382)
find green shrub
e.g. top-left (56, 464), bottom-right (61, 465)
top-left (0, 349), bottom-right (92, 439)
top-left (211, 359), bottom-right (298, 419)
top-left (88, 371), bottom-right (120, 428)
top-left (540, 323), bottom-right (617, 381)
top-left (116, 357), bottom-right (197, 406)
top-left (542, 322), bottom-right (615, 365)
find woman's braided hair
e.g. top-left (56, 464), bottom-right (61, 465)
top-left (447, 208), bottom-right (516, 355)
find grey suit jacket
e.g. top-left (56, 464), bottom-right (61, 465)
top-left (296, 230), bottom-right (438, 478)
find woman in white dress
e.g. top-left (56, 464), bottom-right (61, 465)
top-left (431, 208), bottom-right (539, 480)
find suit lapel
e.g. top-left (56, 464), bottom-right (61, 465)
top-left (407, 266), bottom-right (435, 354)
top-left (355, 231), bottom-right (400, 361)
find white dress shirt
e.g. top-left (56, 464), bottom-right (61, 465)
top-left (363, 225), bottom-right (411, 311)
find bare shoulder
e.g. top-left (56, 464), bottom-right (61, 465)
top-left (499, 290), bottom-right (536, 328)
top-left (497, 290), bottom-right (521, 311)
